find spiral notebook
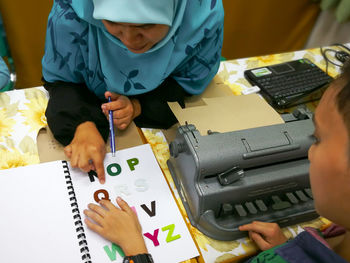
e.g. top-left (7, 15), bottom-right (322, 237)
top-left (0, 144), bottom-right (199, 263)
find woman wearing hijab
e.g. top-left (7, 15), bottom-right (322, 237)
top-left (42, 0), bottom-right (224, 182)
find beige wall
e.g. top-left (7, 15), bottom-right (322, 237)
top-left (222, 0), bottom-right (320, 60)
top-left (0, 0), bottom-right (52, 88)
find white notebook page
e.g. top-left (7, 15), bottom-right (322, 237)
top-left (70, 144), bottom-right (199, 263)
top-left (0, 161), bottom-right (83, 263)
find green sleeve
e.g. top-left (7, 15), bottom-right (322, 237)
top-left (248, 244), bottom-right (288, 263)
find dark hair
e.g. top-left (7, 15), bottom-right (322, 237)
top-left (335, 60), bottom-right (350, 135)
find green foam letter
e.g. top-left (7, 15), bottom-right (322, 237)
top-left (127, 158), bottom-right (139, 171)
top-left (161, 224), bottom-right (181, 243)
top-left (107, 163), bottom-right (122, 176)
top-left (103, 243), bottom-right (125, 261)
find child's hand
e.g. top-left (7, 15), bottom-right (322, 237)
top-left (102, 91), bottom-right (141, 130)
top-left (239, 221), bottom-right (288, 251)
top-left (65, 121), bottom-right (106, 184)
top-left (84, 197), bottom-right (148, 256)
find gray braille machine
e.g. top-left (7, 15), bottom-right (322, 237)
top-left (167, 109), bottom-right (319, 241)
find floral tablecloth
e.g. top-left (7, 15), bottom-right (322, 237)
top-left (0, 45), bottom-right (346, 263)
top-left (0, 87), bottom-right (48, 169)
top-left (141, 45), bottom-right (347, 263)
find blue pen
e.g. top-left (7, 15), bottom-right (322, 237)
top-left (108, 96), bottom-right (116, 157)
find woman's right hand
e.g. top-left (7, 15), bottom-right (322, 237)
top-left (64, 121), bottom-right (106, 184)
top-left (101, 91), bottom-right (141, 130)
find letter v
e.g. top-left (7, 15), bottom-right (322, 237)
top-left (140, 200), bottom-right (156, 217)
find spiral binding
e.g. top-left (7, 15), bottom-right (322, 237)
top-left (62, 161), bottom-right (92, 263)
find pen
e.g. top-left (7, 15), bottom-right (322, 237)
top-left (108, 96), bottom-right (116, 157)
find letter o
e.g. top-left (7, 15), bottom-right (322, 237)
top-left (107, 163), bottom-right (122, 176)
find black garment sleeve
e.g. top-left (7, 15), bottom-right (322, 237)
top-left (43, 80), bottom-right (109, 146)
top-left (132, 77), bottom-right (189, 129)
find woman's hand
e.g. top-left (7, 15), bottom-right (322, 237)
top-left (102, 91), bottom-right (141, 130)
top-left (84, 197), bottom-right (148, 256)
top-left (239, 221), bottom-right (288, 251)
top-left (64, 121), bottom-right (106, 184)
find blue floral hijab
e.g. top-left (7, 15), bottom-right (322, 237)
top-left (0, 57), bottom-right (10, 90)
top-left (42, 0), bottom-right (224, 99)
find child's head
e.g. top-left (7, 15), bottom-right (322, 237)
top-left (92, 0), bottom-right (174, 53)
top-left (308, 60), bottom-right (350, 229)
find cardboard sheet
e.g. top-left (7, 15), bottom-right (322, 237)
top-left (168, 94), bottom-right (284, 136)
top-left (37, 121), bottom-right (143, 163)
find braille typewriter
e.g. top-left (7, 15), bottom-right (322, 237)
top-left (167, 109), bottom-right (319, 241)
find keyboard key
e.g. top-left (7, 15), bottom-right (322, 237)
top-left (271, 195), bottom-right (292, 210)
top-left (305, 188), bottom-right (313, 199)
top-left (286, 192), bottom-right (299, 204)
top-left (255, 199), bottom-right (268, 211)
top-left (245, 202), bottom-right (258, 214)
top-left (221, 203), bottom-right (233, 216)
top-left (295, 190), bottom-right (309, 202)
top-left (235, 205), bottom-right (247, 217)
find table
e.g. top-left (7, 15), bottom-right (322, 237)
top-left (141, 45), bottom-right (347, 263)
top-left (0, 44), bottom-right (346, 263)
top-left (0, 85), bottom-right (196, 263)
top-left (0, 87), bottom-right (47, 169)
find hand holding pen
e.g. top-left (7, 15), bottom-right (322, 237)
top-left (102, 91), bottom-right (141, 131)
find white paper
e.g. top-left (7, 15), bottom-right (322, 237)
top-left (0, 144), bottom-right (198, 263)
top-left (69, 144), bottom-right (199, 263)
top-left (0, 161), bottom-right (83, 263)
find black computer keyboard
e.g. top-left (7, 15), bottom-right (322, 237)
top-left (244, 59), bottom-right (333, 109)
